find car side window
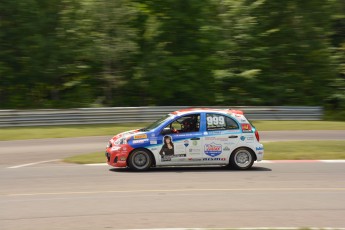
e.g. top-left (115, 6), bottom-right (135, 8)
top-left (162, 114), bottom-right (200, 134)
top-left (206, 113), bottom-right (239, 131)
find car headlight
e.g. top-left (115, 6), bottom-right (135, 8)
top-left (114, 137), bottom-right (127, 145)
top-left (106, 141), bottom-right (112, 148)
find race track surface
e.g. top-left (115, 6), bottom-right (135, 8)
top-left (1, 163), bottom-right (345, 229)
top-left (1, 130), bottom-right (345, 229)
top-left (1, 130), bottom-right (345, 167)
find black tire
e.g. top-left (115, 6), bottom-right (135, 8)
top-left (128, 149), bottom-right (152, 171)
top-left (229, 148), bottom-right (254, 170)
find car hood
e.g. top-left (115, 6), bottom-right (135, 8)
top-left (111, 129), bottom-right (147, 142)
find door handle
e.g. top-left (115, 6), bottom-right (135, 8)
top-left (228, 135), bottom-right (238, 138)
top-left (190, 137), bottom-right (200, 140)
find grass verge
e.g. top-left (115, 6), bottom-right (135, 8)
top-left (63, 141), bottom-right (345, 164)
top-left (0, 123), bottom-right (148, 141)
top-left (64, 152), bottom-right (106, 164)
top-left (263, 140), bottom-right (345, 160)
top-left (1, 121), bottom-right (345, 141)
top-left (251, 120), bottom-right (345, 131)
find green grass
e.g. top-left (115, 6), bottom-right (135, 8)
top-left (1, 120), bottom-right (344, 141)
top-left (251, 120), bottom-right (345, 131)
top-left (264, 140), bottom-right (345, 160)
top-left (0, 123), bottom-right (148, 141)
top-left (64, 152), bottom-right (106, 164)
top-left (63, 141), bottom-right (345, 164)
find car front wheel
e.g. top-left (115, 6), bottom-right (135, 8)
top-left (230, 148), bottom-right (254, 170)
top-left (128, 149), bottom-right (152, 171)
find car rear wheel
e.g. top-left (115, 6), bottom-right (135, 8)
top-left (128, 149), bottom-right (152, 171)
top-left (230, 148), bottom-right (254, 170)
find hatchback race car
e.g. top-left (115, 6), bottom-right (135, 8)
top-left (105, 108), bottom-right (264, 171)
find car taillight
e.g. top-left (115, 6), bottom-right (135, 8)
top-left (255, 130), bottom-right (260, 142)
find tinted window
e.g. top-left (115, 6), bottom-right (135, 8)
top-left (206, 113), bottom-right (239, 131)
top-left (163, 114), bottom-right (200, 133)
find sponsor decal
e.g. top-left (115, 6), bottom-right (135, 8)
top-left (192, 140), bottom-right (198, 146)
top-left (189, 148), bottom-right (201, 154)
top-left (134, 134), bottom-right (148, 139)
top-left (150, 140), bottom-right (157, 144)
top-left (240, 136), bottom-right (246, 141)
top-left (205, 136), bottom-right (228, 141)
top-left (184, 140), bottom-right (189, 147)
top-left (161, 155), bottom-right (172, 161)
top-left (203, 132), bottom-right (208, 135)
top-left (256, 147), bottom-right (264, 151)
top-left (241, 124), bottom-right (252, 133)
top-left (246, 136), bottom-right (254, 141)
top-left (173, 133), bottom-right (194, 138)
top-left (223, 142), bottom-right (235, 145)
top-left (132, 139), bottom-right (149, 144)
top-left (188, 158), bottom-right (202, 161)
top-left (203, 158), bottom-right (226, 161)
top-left (161, 154), bottom-right (187, 162)
top-left (151, 133), bottom-right (155, 137)
top-left (111, 146), bottom-right (121, 151)
top-left (223, 146), bottom-right (230, 151)
top-left (175, 146), bottom-right (185, 151)
top-left (204, 142), bottom-right (222, 157)
top-left (119, 157), bottom-right (126, 161)
top-left (150, 147), bottom-right (158, 151)
top-left (209, 131), bottom-right (222, 135)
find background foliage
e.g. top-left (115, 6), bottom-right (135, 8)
top-left (0, 0), bottom-right (344, 113)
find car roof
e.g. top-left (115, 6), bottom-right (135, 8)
top-left (170, 108), bottom-right (244, 116)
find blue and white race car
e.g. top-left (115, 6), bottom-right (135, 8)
top-left (105, 108), bottom-right (264, 171)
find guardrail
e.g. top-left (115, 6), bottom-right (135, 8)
top-left (0, 106), bottom-right (323, 127)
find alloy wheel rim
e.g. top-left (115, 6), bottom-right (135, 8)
top-left (235, 150), bottom-right (252, 167)
top-left (133, 152), bottom-right (148, 168)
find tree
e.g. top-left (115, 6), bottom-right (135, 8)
top-left (131, 0), bottom-right (220, 106)
top-left (215, 0), bottom-right (337, 106)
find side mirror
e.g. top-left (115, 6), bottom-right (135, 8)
top-left (161, 127), bottom-right (172, 135)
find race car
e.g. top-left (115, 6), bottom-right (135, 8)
top-left (105, 108), bottom-right (264, 171)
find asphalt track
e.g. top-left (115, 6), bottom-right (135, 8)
top-left (1, 163), bottom-right (345, 229)
top-left (1, 130), bottom-right (345, 229)
top-left (1, 130), bottom-right (345, 167)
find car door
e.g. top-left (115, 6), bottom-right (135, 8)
top-left (202, 113), bottom-right (241, 164)
top-left (155, 113), bottom-right (203, 166)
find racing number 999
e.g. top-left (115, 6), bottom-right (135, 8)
top-left (207, 115), bottom-right (225, 126)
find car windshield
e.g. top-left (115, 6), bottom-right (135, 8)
top-left (140, 114), bottom-right (173, 131)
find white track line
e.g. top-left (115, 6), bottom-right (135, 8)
top-left (320, 160), bottom-right (345, 163)
top-left (85, 163), bottom-right (107, 166)
top-left (127, 228), bottom-right (345, 230)
top-left (6, 187), bottom-right (345, 197)
top-left (8, 159), bottom-right (60, 169)
top-left (8, 160), bottom-right (345, 169)
top-left (88, 160), bottom-right (345, 166)
top-left (258, 160), bottom-right (345, 163)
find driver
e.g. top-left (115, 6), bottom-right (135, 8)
top-left (182, 116), bottom-right (197, 132)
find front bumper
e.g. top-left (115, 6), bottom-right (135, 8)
top-left (106, 145), bottom-right (132, 167)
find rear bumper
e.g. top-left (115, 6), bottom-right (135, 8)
top-left (254, 143), bottom-right (264, 161)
